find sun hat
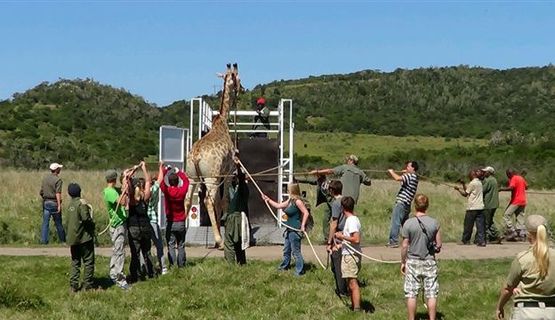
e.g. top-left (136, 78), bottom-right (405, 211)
top-left (481, 166), bottom-right (495, 174)
top-left (49, 163), bottom-right (63, 171)
top-left (525, 215), bottom-right (547, 233)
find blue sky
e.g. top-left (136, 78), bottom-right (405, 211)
top-left (1, 1), bottom-right (554, 106)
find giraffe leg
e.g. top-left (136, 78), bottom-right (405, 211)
top-left (184, 180), bottom-right (198, 222)
top-left (204, 182), bottom-right (223, 248)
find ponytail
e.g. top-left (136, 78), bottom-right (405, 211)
top-left (532, 225), bottom-right (550, 278)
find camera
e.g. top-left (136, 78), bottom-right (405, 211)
top-left (429, 241), bottom-right (441, 254)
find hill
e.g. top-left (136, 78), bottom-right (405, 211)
top-left (0, 79), bottom-right (184, 169)
top-left (250, 65), bottom-right (555, 138)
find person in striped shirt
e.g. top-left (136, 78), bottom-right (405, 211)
top-left (386, 161), bottom-right (419, 248)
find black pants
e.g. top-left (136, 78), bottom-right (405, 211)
top-left (331, 250), bottom-right (348, 296)
top-left (128, 224), bottom-right (154, 281)
top-left (462, 210), bottom-right (485, 245)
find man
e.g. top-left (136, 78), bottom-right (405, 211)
top-left (103, 169), bottom-right (130, 290)
top-left (147, 175), bottom-right (168, 275)
top-left (157, 162), bottom-right (190, 268)
top-left (455, 169), bottom-right (486, 246)
top-left (39, 162), bottom-right (66, 244)
top-left (401, 194), bottom-right (442, 320)
top-left (251, 97), bottom-right (270, 138)
top-left (295, 173), bottom-right (332, 242)
top-left (222, 157), bottom-right (249, 264)
top-left (333, 196), bottom-right (362, 311)
top-left (325, 180), bottom-right (348, 297)
top-left (480, 166), bottom-right (502, 244)
top-left (499, 168), bottom-right (528, 241)
top-left (311, 154), bottom-right (371, 204)
top-left (386, 161), bottom-right (419, 248)
top-left (66, 183), bottom-right (95, 292)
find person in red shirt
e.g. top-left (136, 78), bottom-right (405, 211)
top-left (157, 162), bottom-right (190, 268)
top-left (499, 168), bottom-right (528, 241)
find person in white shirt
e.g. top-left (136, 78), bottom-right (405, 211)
top-left (454, 169), bottom-right (485, 246)
top-left (334, 196), bottom-right (362, 312)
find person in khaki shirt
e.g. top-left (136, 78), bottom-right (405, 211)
top-left (496, 215), bottom-right (555, 320)
top-left (454, 169), bottom-right (486, 246)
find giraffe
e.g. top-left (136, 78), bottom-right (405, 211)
top-left (185, 63), bottom-right (241, 248)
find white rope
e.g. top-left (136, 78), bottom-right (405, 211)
top-left (342, 242), bottom-right (401, 264)
top-left (236, 159), bottom-right (328, 270)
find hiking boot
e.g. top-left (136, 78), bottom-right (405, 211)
top-left (385, 243), bottom-right (399, 248)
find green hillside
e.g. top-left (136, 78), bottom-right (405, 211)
top-left (250, 65), bottom-right (555, 138)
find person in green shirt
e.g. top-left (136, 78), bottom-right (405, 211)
top-left (103, 169), bottom-right (130, 290)
top-left (222, 158), bottom-right (250, 264)
top-left (310, 154), bottom-right (371, 204)
top-left (480, 166), bottom-right (502, 244)
top-left (66, 183), bottom-right (95, 292)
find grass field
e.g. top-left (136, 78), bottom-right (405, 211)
top-left (293, 132), bottom-right (487, 165)
top-left (1, 170), bottom-right (554, 246)
top-left (0, 255), bottom-right (511, 319)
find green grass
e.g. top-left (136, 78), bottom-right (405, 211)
top-left (294, 132), bottom-right (487, 165)
top-left (1, 170), bottom-right (554, 246)
top-left (0, 255), bottom-right (513, 319)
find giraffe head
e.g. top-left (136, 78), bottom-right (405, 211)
top-left (217, 63), bottom-right (242, 118)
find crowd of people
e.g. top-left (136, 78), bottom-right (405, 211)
top-left (38, 155), bottom-right (553, 319)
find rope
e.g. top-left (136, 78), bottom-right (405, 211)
top-left (236, 159), bottom-right (328, 270)
top-left (342, 242), bottom-right (401, 264)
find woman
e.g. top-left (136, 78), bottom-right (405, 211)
top-left (262, 183), bottom-right (309, 276)
top-left (496, 214), bottom-right (555, 320)
top-left (126, 161), bottom-right (154, 282)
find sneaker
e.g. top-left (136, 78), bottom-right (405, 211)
top-left (116, 280), bottom-right (130, 290)
top-left (161, 268), bottom-right (169, 275)
top-left (385, 243), bottom-right (399, 248)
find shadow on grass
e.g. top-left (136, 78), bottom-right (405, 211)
top-left (95, 277), bottom-right (115, 290)
top-left (416, 311), bottom-right (444, 319)
top-left (361, 300), bottom-right (375, 313)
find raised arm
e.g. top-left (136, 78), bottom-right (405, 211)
top-left (309, 168), bottom-right (334, 176)
top-left (388, 169), bottom-right (403, 182)
top-left (261, 194), bottom-right (289, 209)
top-left (140, 161), bottom-right (152, 201)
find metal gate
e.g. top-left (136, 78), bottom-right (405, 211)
top-left (158, 125), bottom-right (189, 229)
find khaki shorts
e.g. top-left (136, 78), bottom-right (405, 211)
top-left (341, 254), bottom-right (361, 279)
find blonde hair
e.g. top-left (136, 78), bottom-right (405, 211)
top-left (532, 225), bottom-right (550, 278)
top-left (288, 183), bottom-right (301, 200)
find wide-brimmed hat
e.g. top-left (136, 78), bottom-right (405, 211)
top-left (526, 215), bottom-right (547, 233)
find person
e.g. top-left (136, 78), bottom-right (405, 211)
top-left (401, 194), bottom-right (442, 320)
top-left (147, 175), bottom-right (168, 275)
top-left (480, 166), bottom-right (502, 244)
top-left (251, 97), bottom-right (270, 138)
top-left (103, 169), bottom-right (130, 290)
top-left (386, 161), bottom-right (419, 248)
top-left (499, 169), bottom-right (528, 241)
top-left (310, 154), bottom-right (371, 204)
top-left (39, 162), bottom-right (66, 244)
top-left (262, 183), bottom-right (309, 276)
top-left (454, 169), bottom-right (486, 246)
top-left (295, 173), bottom-right (332, 242)
top-left (495, 214), bottom-right (555, 320)
top-left (333, 196), bottom-right (362, 311)
top-left (222, 157), bottom-right (249, 264)
top-left (157, 161), bottom-right (190, 268)
top-left (326, 180), bottom-right (349, 296)
top-left (126, 162), bottom-right (154, 282)
top-left (66, 183), bottom-right (95, 292)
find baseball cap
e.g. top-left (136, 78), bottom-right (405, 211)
top-left (105, 169), bottom-right (118, 181)
top-left (481, 166), bottom-right (495, 174)
top-left (49, 163), bottom-right (63, 171)
top-left (256, 97), bottom-right (266, 105)
top-left (525, 215), bottom-right (547, 233)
